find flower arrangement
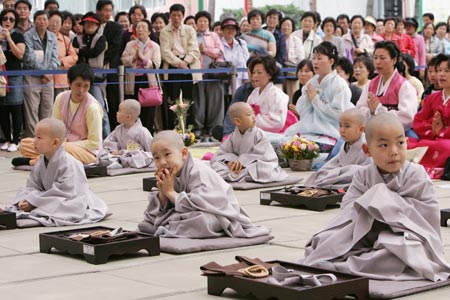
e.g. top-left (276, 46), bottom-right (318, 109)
top-left (280, 133), bottom-right (320, 160)
top-left (169, 96), bottom-right (196, 147)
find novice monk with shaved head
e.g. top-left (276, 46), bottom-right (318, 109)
top-left (302, 113), bottom-right (450, 281)
top-left (98, 99), bottom-right (154, 169)
top-left (210, 102), bottom-right (287, 183)
top-left (138, 130), bottom-right (270, 238)
top-left (304, 108), bottom-right (371, 189)
top-left (5, 118), bottom-right (108, 227)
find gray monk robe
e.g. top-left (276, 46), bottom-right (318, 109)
top-left (304, 134), bottom-right (371, 189)
top-left (302, 161), bottom-right (450, 281)
top-left (98, 119), bottom-right (154, 168)
top-left (210, 127), bottom-right (288, 183)
top-left (6, 146), bottom-right (108, 226)
top-left (138, 153), bottom-right (271, 238)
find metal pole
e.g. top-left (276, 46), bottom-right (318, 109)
top-left (118, 65), bottom-right (124, 103)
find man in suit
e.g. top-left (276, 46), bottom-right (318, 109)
top-left (160, 3), bottom-right (201, 130)
top-left (96, 0), bottom-right (122, 130)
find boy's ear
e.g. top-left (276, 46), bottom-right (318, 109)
top-left (233, 117), bottom-right (241, 126)
top-left (181, 146), bottom-right (189, 158)
top-left (362, 143), bottom-right (371, 157)
top-left (53, 138), bottom-right (61, 147)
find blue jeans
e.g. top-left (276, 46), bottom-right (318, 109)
top-left (89, 86), bottom-right (111, 139)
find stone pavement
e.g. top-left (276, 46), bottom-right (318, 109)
top-left (1, 154), bottom-right (450, 300)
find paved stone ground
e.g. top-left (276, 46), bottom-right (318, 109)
top-left (1, 153), bottom-right (450, 300)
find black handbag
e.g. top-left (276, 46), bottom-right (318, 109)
top-left (206, 61), bottom-right (233, 80)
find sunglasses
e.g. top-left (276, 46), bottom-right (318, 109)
top-left (2, 17), bottom-right (16, 23)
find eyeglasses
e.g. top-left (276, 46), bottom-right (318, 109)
top-left (2, 17), bottom-right (16, 23)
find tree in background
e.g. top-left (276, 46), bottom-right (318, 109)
top-left (222, 4), bottom-right (305, 25)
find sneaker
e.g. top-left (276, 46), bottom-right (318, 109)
top-left (1, 142), bottom-right (10, 151)
top-left (11, 157), bottom-right (31, 166)
top-left (7, 143), bottom-right (18, 152)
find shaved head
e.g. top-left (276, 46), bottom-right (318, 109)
top-left (229, 102), bottom-right (252, 119)
top-left (151, 130), bottom-right (185, 150)
top-left (340, 108), bottom-right (366, 125)
top-left (365, 113), bottom-right (403, 144)
top-left (36, 118), bottom-right (66, 141)
top-left (121, 99), bottom-right (141, 120)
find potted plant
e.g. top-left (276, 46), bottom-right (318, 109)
top-left (280, 133), bottom-right (320, 171)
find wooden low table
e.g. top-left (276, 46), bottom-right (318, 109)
top-left (441, 209), bottom-right (450, 227)
top-left (39, 226), bottom-right (160, 264)
top-left (260, 186), bottom-right (344, 211)
top-left (204, 260), bottom-right (369, 300)
top-left (84, 165), bottom-right (108, 177)
top-left (143, 177), bottom-right (158, 191)
top-left (0, 211), bottom-right (17, 230)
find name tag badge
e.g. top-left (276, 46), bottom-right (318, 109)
top-left (83, 244), bottom-right (95, 256)
top-left (127, 143), bottom-right (139, 151)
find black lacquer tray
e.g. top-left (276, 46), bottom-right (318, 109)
top-left (0, 211), bottom-right (17, 230)
top-left (143, 177), bottom-right (158, 191)
top-left (260, 186), bottom-right (344, 211)
top-left (205, 260), bottom-right (369, 300)
top-left (39, 226), bottom-right (160, 264)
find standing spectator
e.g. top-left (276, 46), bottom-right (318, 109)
top-left (184, 15), bottom-right (196, 31)
top-left (115, 11), bottom-right (130, 32)
top-left (400, 53), bottom-right (424, 107)
top-left (422, 13), bottom-right (434, 26)
top-left (150, 13), bottom-right (168, 45)
top-left (48, 10), bottom-right (77, 96)
top-left (321, 17), bottom-right (346, 58)
top-left (14, 0), bottom-right (33, 34)
top-left (160, 3), bottom-right (201, 130)
top-left (376, 18), bottom-right (385, 35)
top-left (72, 12), bottom-right (110, 139)
top-left (422, 22), bottom-right (439, 63)
top-left (343, 15), bottom-right (374, 62)
top-left (121, 5), bottom-right (147, 53)
top-left (364, 16), bottom-right (383, 44)
top-left (264, 9), bottom-right (286, 68)
top-left (280, 17), bottom-right (304, 100)
top-left (2, 0), bottom-right (15, 10)
top-left (405, 17), bottom-right (426, 80)
top-left (380, 17), bottom-right (405, 53)
top-left (239, 18), bottom-right (250, 35)
top-left (435, 23), bottom-right (450, 55)
top-left (292, 12), bottom-right (322, 60)
top-left (241, 9), bottom-right (276, 58)
top-left (336, 14), bottom-right (350, 35)
top-left (22, 10), bottom-right (59, 137)
top-left (60, 11), bottom-right (75, 41)
top-left (194, 11), bottom-right (224, 141)
top-left (221, 18), bottom-right (249, 95)
top-left (395, 18), bottom-right (416, 57)
top-left (121, 19), bottom-right (160, 134)
top-left (44, 0), bottom-right (59, 11)
top-left (0, 9), bottom-right (25, 152)
top-left (72, 13), bottom-right (83, 35)
top-left (96, 0), bottom-right (122, 131)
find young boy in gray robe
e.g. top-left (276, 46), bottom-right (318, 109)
top-left (302, 114), bottom-right (450, 281)
top-left (5, 118), bottom-right (108, 227)
top-left (304, 108), bottom-right (371, 189)
top-left (98, 100), bottom-right (154, 169)
top-left (210, 102), bottom-right (288, 183)
top-left (138, 130), bottom-right (271, 238)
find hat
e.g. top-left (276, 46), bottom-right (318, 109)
top-left (364, 16), bottom-right (376, 28)
top-left (80, 13), bottom-right (100, 25)
top-left (221, 18), bottom-right (239, 30)
top-left (405, 17), bottom-right (418, 28)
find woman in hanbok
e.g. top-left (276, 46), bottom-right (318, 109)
top-left (246, 55), bottom-right (290, 133)
top-left (356, 41), bottom-right (418, 136)
top-left (281, 41), bottom-right (353, 149)
top-left (408, 53), bottom-right (450, 179)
